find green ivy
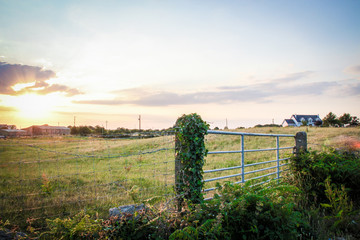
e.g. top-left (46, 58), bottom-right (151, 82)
top-left (175, 113), bottom-right (209, 205)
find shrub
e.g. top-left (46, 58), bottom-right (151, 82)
top-left (170, 181), bottom-right (306, 240)
top-left (39, 211), bottom-right (102, 239)
top-left (290, 149), bottom-right (360, 206)
top-left (289, 149), bottom-right (360, 239)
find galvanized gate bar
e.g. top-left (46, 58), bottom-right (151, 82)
top-left (204, 172), bottom-right (243, 183)
top-left (203, 130), bottom-right (296, 193)
top-left (207, 130), bottom-right (294, 137)
top-left (208, 146), bottom-right (293, 155)
top-left (204, 165), bottom-right (243, 173)
top-left (203, 157), bottom-right (291, 174)
top-left (244, 157), bottom-right (290, 167)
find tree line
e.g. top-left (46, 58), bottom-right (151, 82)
top-left (67, 125), bottom-right (174, 136)
top-left (322, 112), bottom-right (359, 127)
top-left (66, 112), bottom-right (358, 136)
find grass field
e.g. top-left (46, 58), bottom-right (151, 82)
top-left (1, 126), bottom-right (359, 229)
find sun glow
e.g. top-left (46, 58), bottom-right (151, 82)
top-left (7, 93), bottom-right (61, 120)
top-left (11, 82), bottom-right (36, 91)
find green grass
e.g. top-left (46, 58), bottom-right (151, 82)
top-left (0, 126), bottom-right (359, 229)
top-left (0, 135), bottom-right (175, 228)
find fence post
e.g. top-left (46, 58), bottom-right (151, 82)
top-left (174, 114), bottom-right (209, 210)
top-left (174, 131), bottom-right (183, 211)
top-left (294, 131), bottom-right (307, 156)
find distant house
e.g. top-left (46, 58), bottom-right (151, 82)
top-left (0, 124), bottom-right (16, 130)
top-left (282, 119), bottom-right (297, 127)
top-left (23, 125), bottom-right (70, 136)
top-left (282, 114), bottom-right (322, 127)
top-left (0, 129), bottom-right (27, 138)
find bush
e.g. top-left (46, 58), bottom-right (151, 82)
top-left (39, 211), bottom-right (102, 239)
top-left (290, 149), bottom-right (360, 206)
top-left (170, 181), bottom-right (306, 240)
top-left (289, 149), bottom-right (360, 239)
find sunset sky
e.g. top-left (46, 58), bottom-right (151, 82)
top-left (1, 0), bottom-right (359, 129)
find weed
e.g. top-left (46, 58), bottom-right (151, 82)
top-left (321, 178), bottom-right (360, 237)
top-left (41, 173), bottom-right (54, 196)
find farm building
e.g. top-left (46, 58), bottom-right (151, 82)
top-left (0, 129), bottom-right (27, 138)
top-left (23, 125), bottom-right (70, 136)
top-left (0, 124), bottom-right (16, 130)
top-left (282, 114), bottom-right (322, 127)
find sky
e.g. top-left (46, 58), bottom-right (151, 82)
top-left (0, 0), bottom-right (359, 129)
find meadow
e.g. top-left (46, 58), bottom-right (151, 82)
top-left (1, 126), bottom-right (359, 229)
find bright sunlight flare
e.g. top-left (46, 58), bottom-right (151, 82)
top-left (7, 93), bottom-right (61, 120)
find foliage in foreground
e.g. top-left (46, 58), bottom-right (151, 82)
top-left (170, 181), bottom-right (305, 240)
top-left (290, 149), bottom-right (360, 239)
top-left (3, 149), bottom-right (360, 239)
top-left (290, 149), bottom-right (360, 206)
top-left (34, 180), bottom-right (305, 240)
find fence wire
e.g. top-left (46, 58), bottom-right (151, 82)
top-left (0, 134), bottom-right (175, 227)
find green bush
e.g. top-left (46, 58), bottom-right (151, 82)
top-left (290, 149), bottom-right (360, 206)
top-left (39, 211), bottom-right (102, 239)
top-left (170, 181), bottom-right (306, 240)
top-left (290, 149), bottom-right (360, 239)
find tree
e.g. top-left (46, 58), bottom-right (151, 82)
top-left (339, 113), bottom-right (352, 126)
top-left (301, 120), bottom-right (308, 126)
top-left (350, 116), bottom-right (359, 126)
top-left (322, 112), bottom-right (340, 127)
top-left (79, 126), bottom-right (91, 136)
top-left (314, 119), bottom-right (323, 126)
top-left (70, 126), bottom-right (79, 135)
top-left (94, 125), bottom-right (105, 134)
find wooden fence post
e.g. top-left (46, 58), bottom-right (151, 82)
top-left (294, 131), bottom-right (307, 156)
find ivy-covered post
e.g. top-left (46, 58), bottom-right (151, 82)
top-left (175, 113), bottom-right (209, 210)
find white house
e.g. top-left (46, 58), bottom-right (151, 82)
top-left (282, 114), bottom-right (322, 127)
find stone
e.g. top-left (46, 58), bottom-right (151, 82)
top-left (109, 204), bottom-right (146, 220)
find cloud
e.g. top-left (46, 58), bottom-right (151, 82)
top-left (345, 65), bottom-right (360, 75)
top-left (73, 71), bottom-right (359, 107)
top-left (330, 79), bottom-right (360, 96)
top-left (35, 84), bottom-right (83, 96)
top-left (0, 105), bottom-right (16, 112)
top-left (273, 71), bottom-right (315, 83)
top-left (0, 61), bottom-right (82, 96)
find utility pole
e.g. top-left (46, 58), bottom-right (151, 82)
top-left (138, 115), bottom-right (141, 130)
top-left (74, 116), bottom-right (76, 127)
top-left (106, 121), bottom-right (108, 130)
top-left (226, 118), bottom-right (228, 129)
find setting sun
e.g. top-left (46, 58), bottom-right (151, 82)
top-left (7, 93), bottom-right (60, 120)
